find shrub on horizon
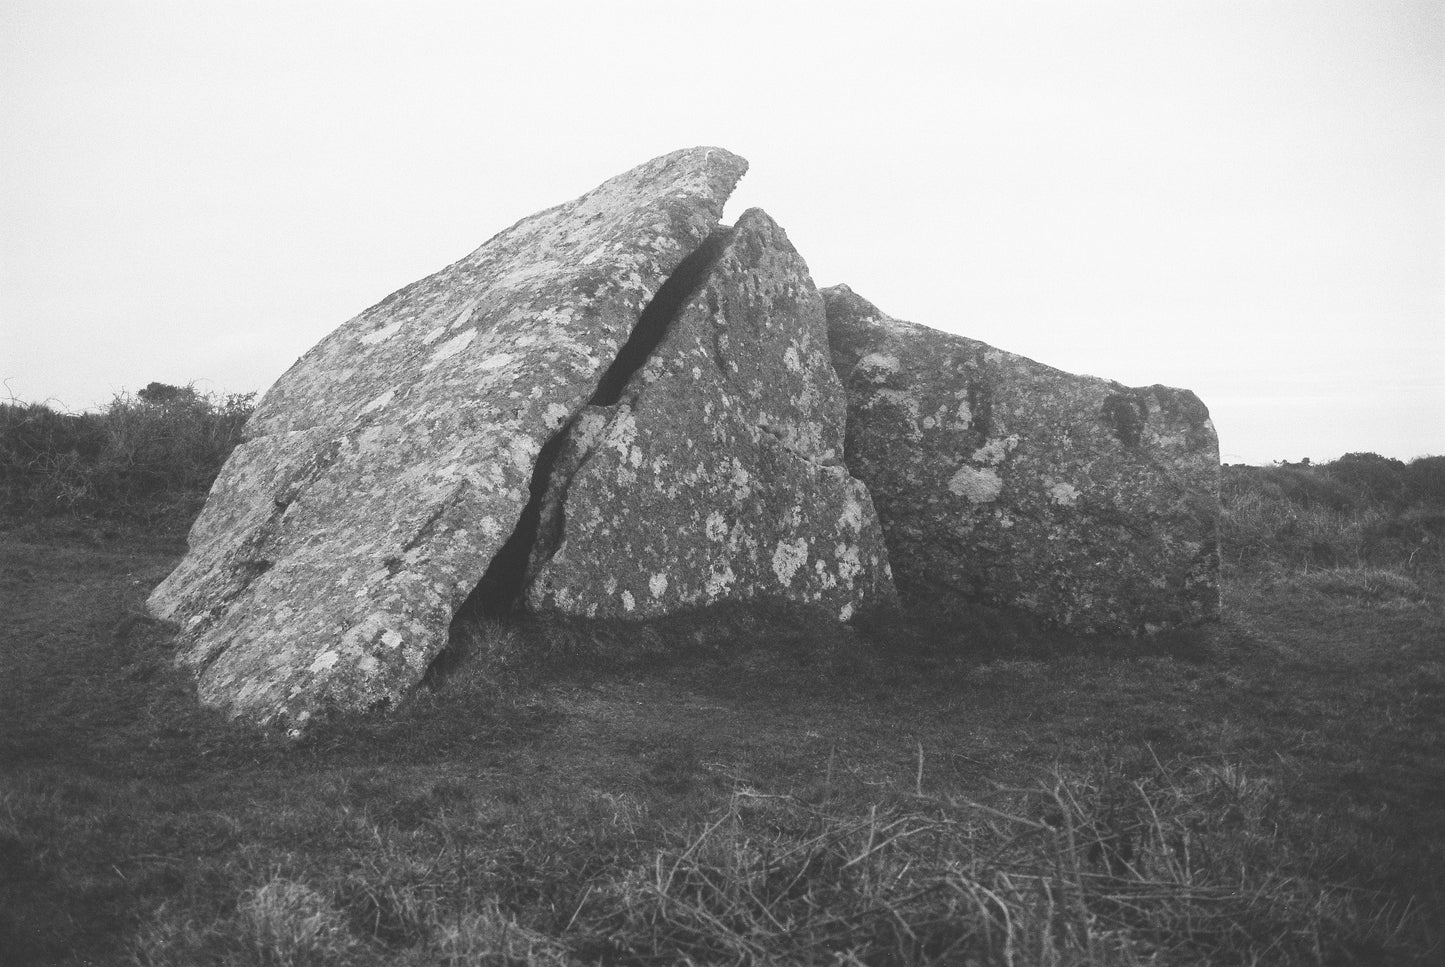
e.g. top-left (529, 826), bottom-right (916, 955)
top-left (0, 384), bottom-right (255, 520)
top-left (1221, 454), bottom-right (1444, 574)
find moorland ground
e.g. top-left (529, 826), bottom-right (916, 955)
top-left (2, 393), bottom-right (1443, 965)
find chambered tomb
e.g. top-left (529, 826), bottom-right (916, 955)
top-left (149, 147), bottom-right (1219, 731)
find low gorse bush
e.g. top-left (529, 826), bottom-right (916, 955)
top-left (1221, 453), bottom-right (1445, 573)
top-left (0, 382), bottom-right (254, 521)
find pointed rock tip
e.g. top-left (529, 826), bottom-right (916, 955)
top-left (666, 144), bottom-right (747, 169)
top-left (729, 207), bottom-right (793, 247)
top-left (648, 145), bottom-right (748, 195)
top-left (821, 283), bottom-right (871, 312)
top-left (731, 206), bottom-right (788, 235)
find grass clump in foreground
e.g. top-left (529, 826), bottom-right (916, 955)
top-left (574, 756), bottom-right (1423, 966)
top-left (90, 755), bottom-right (1424, 966)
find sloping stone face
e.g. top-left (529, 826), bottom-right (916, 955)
top-left (148, 148), bottom-right (749, 731)
top-left (824, 285), bottom-right (1220, 634)
top-left (523, 210), bottom-right (895, 621)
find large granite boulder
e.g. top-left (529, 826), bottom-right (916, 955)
top-left (522, 209), bottom-right (894, 621)
top-left (148, 148), bottom-right (895, 732)
top-left (149, 148), bottom-right (746, 730)
top-left (824, 285), bottom-right (1220, 634)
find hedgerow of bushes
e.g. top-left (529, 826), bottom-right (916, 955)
top-left (0, 382), bottom-right (254, 521)
top-left (4, 384), bottom-right (1442, 576)
top-left (1221, 453), bottom-right (1445, 572)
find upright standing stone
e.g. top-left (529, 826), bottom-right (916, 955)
top-left (523, 209), bottom-right (895, 621)
top-left (825, 285), bottom-right (1220, 634)
top-left (149, 148), bottom-right (748, 731)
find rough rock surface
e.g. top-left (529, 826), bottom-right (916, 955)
top-left (523, 209), bottom-right (895, 621)
top-left (149, 148), bottom-right (752, 730)
top-left (824, 285), bottom-right (1220, 634)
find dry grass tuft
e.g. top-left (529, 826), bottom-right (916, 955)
top-left (571, 756), bottom-right (1427, 966)
top-left (1286, 567), bottom-right (1434, 607)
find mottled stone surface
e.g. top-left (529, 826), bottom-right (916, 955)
top-left (524, 210), bottom-right (895, 620)
top-left (148, 147), bottom-right (748, 730)
top-left (824, 285), bottom-right (1220, 634)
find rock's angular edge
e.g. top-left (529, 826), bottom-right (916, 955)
top-left (824, 285), bottom-right (1220, 634)
top-left (147, 147), bottom-right (748, 731)
top-left (522, 209), bottom-right (896, 620)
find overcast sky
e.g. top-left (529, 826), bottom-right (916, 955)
top-left (2, 0), bottom-right (1441, 464)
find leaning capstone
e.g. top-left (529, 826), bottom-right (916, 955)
top-left (148, 147), bottom-right (748, 731)
top-left (523, 209), bottom-right (895, 621)
top-left (824, 285), bottom-right (1220, 634)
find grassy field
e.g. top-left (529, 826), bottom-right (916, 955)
top-left (2, 397), bottom-right (1443, 964)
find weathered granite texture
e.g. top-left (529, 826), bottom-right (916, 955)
top-left (149, 148), bottom-right (752, 730)
top-left (524, 209), bottom-right (895, 621)
top-left (824, 285), bottom-right (1220, 634)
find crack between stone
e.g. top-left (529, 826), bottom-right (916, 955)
top-left (447, 227), bottom-right (737, 630)
top-left (402, 501), bottom-right (453, 554)
top-left (754, 422), bottom-right (844, 469)
top-left (708, 297), bottom-right (732, 386)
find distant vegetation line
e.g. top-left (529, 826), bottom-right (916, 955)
top-left (3, 383), bottom-right (1443, 572)
top-left (0, 382), bottom-right (254, 523)
top-left (1222, 452), bottom-right (1445, 574)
